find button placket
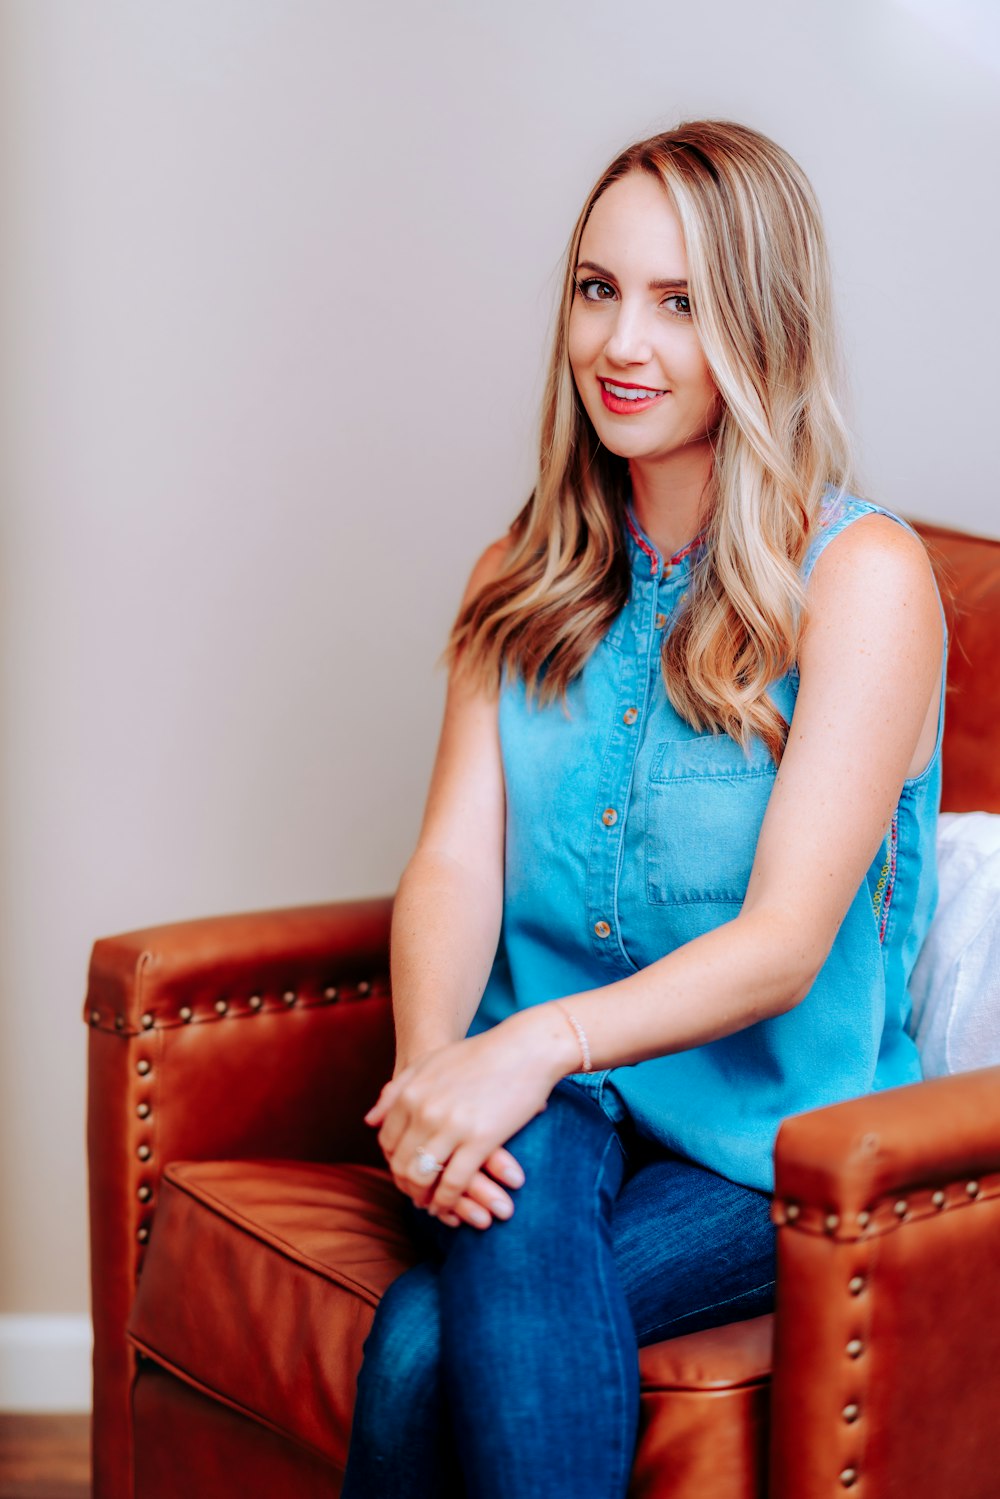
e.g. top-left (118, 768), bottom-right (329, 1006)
top-left (586, 568), bottom-right (661, 969)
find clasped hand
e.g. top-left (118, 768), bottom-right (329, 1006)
top-left (363, 1018), bottom-right (555, 1230)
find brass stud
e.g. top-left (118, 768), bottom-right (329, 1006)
top-left (137, 1185), bottom-right (152, 1202)
top-left (141, 1013), bottom-right (154, 1029)
top-left (136, 1102), bottom-right (151, 1119)
top-left (932, 1190), bottom-right (946, 1208)
top-left (136, 1059), bottom-right (151, 1076)
top-left (857, 1210), bottom-right (870, 1229)
top-left (137, 1226), bottom-right (149, 1243)
top-left (966, 1180), bottom-right (981, 1198)
top-left (114, 1014), bottom-right (125, 1031)
top-left (358, 980), bottom-right (371, 996)
top-left (785, 1203), bottom-right (800, 1222)
top-left (215, 999), bottom-right (228, 1016)
top-left (282, 990), bottom-right (297, 1005)
top-left (89, 1009), bottom-right (100, 1026)
top-left (249, 995), bottom-right (263, 1010)
top-left (846, 1338), bottom-right (863, 1359)
top-left (840, 1469), bottom-right (858, 1488)
top-left (324, 987), bottom-right (338, 1001)
top-left (179, 1006), bottom-right (193, 1022)
top-left (848, 1275), bottom-right (865, 1295)
top-left (894, 1199), bottom-right (908, 1218)
top-left (842, 1403), bottom-right (860, 1424)
top-left (825, 1212), bottom-right (840, 1233)
top-left (137, 1144), bottom-right (151, 1161)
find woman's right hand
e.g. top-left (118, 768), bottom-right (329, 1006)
top-left (428, 1146), bottom-right (525, 1229)
top-left (387, 1052), bottom-right (525, 1229)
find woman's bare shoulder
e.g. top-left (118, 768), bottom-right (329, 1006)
top-left (459, 534), bottom-right (515, 609)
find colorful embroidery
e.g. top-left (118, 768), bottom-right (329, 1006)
top-left (818, 489), bottom-right (850, 530)
top-left (871, 809), bottom-right (899, 944)
top-left (625, 510), bottom-right (706, 575)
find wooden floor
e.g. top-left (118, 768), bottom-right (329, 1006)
top-left (0, 1414), bottom-right (89, 1499)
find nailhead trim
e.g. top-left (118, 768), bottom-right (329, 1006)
top-left (776, 1165), bottom-right (1000, 1493)
top-left (87, 973), bottom-right (388, 1282)
top-left (83, 976), bottom-right (388, 1033)
top-left (771, 1169), bottom-right (1000, 1240)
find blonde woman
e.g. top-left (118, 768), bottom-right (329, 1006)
top-left (342, 120), bottom-right (945, 1498)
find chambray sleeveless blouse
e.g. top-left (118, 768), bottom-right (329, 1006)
top-left (467, 488), bottom-right (946, 1193)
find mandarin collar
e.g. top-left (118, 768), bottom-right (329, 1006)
top-left (623, 502), bottom-right (706, 580)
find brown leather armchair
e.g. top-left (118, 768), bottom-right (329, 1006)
top-left (84, 519), bottom-right (1000, 1499)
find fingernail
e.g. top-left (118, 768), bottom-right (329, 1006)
top-left (503, 1167), bottom-right (524, 1187)
top-left (491, 1198), bottom-right (513, 1219)
top-left (470, 1207), bottom-right (491, 1228)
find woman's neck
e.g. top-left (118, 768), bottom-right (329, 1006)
top-left (628, 447), bottom-right (713, 559)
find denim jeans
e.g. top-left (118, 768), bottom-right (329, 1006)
top-left (340, 1073), bottom-right (776, 1499)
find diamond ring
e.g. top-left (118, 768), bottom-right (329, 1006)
top-left (413, 1146), bottom-right (445, 1179)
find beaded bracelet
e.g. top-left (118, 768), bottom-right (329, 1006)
top-left (555, 1003), bottom-right (592, 1073)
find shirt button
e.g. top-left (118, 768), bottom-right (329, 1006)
top-left (623, 707), bottom-right (638, 725)
top-left (662, 563), bottom-right (673, 579)
top-left (655, 612), bottom-right (667, 629)
top-left (601, 807), bottom-right (618, 827)
top-left (594, 920), bottom-right (611, 939)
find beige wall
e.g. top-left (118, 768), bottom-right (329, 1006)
top-left (1, 0), bottom-right (997, 1332)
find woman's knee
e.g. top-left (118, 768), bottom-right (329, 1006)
top-left (503, 1078), bottom-right (621, 1184)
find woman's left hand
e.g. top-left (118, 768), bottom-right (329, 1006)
top-left (363, 1011), bottom-right (563, 1221)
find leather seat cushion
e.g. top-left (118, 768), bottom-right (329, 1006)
top-left (127, 1158), bottom-right (772, 1486)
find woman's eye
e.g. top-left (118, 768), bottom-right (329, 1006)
top-left (664, 294), bottom-right (692, 317)
top-left (576, 278), bottom-right (616, 301)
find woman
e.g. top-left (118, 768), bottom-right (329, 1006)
top-left (341, 119), bottom-right (945, 1498)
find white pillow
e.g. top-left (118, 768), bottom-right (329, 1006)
top-left (908, 811), bottom-right (1000, 1078)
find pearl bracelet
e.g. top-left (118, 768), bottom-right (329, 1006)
top-left (555, 1003), bottom-right (592, 1073)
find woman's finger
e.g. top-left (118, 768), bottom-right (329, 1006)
top-left (463, 1168), bottom-right (515, 1221)
top-left (363, 1069), bottom-right (412, 1126)
top-left (483, 1146), bottom-right (526, 1190)
top-left (426, 1141), bottom-right (489, 1218)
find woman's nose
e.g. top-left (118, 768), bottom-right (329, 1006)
top-left (603, 304), bottom-right (652, 366)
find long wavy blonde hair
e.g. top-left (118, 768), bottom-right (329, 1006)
top-left (443, 119), bottom-right (855, 761)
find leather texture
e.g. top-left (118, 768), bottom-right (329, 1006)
top-left (917, 520), bottom-right (1000, 812)
top-left (133, 1365), bottom-right (336, 1498)
top-left (85, 518), bottom-right (1000, 1498)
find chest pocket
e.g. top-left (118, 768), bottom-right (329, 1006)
top-left (644, 733), bottom-right (778, 906)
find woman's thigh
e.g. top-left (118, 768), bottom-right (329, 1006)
top-left (609, 1135), bottom-right (777, 1347)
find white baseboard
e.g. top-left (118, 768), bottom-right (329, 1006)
top-left (0, 1315), bottom-right (92, 1412)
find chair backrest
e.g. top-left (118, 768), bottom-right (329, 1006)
top-left (912, 519), bottom-right (1000, 813)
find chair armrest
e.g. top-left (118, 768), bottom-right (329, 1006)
top-left (83, 896), bottom-right (395, 1499)
top-left (768, 1067), bottom-right (1000, 1499)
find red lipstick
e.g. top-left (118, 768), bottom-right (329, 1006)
top-left (598, 377), bottom-right (668, 415)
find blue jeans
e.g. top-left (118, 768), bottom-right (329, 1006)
top-left (341, 1073), bottom-right (776, 1498)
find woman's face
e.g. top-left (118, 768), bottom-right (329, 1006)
top-left (567, 170), bottom-right (721, 469)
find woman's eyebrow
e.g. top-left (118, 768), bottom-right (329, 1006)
top-left (575, 259), bottom-right (688, 291)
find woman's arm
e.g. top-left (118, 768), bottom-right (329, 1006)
top-left (383, 537), bottom-right (526, 1224)
top-left (389, 537), bottom-right (509, 1069)
top-left (369, 514), bottom-right (944, 1222)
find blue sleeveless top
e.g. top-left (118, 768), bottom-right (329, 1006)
top-left (466, 488), bottom-right (946, 1193)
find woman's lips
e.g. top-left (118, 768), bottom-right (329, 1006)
top-left (598, 378), bottom-right (668, 415)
